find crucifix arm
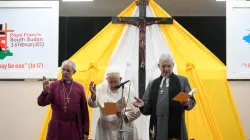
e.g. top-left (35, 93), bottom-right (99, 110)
top-left (146, 19), bottom-right (165, 26)
top-left (146, 18), bottom-right (173, 26)
top-left (119, 18), bottom-right (139, 27)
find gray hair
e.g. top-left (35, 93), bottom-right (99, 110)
top-left (61, 60), bottom-right (76, 70)
top-left (159, 53), bottom-right (174, 64)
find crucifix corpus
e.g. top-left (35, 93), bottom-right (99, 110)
top-left (112, 0), bottom-right (174, 98)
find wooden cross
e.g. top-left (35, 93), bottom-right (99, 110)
top-left (0, 23), bottom-right (15, 53)
top-left (112, 0), bottom-right (174, 98)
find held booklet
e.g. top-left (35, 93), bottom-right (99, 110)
top-left (172, 88), bottom-right (197, 102)
top-left (104, 97), bottom-right (126, 115)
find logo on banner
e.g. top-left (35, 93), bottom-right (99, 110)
top-left (242, 30), bottom-right (250, 69)
top-left (0, 23), bottom-right (14, 60)
top-left (242, 63), bottom-right (250, 69)
top-left (243, 29), bottom-right (250, 45)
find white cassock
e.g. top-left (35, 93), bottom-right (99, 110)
top-left (88, 82), bottom-right (141, 140)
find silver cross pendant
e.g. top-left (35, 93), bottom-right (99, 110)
top-left (160, 89), bottom-right (164, 95)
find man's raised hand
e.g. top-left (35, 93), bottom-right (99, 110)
top-left (42, 76), bottom-right (50, 93)
top-left (89, 81), bottom-right (96, 100)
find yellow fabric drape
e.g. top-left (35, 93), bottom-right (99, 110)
top-left (39, 1), bottom-right (246, 140)
top-left (150, 1), bottom-right (246, 140)
top-left (38, 3), bottom-right (136, 140)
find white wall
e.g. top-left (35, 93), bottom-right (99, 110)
top-left (0, 81), bottom-right (249, 140)
top-left (0, 81), bottom-right (48, 140)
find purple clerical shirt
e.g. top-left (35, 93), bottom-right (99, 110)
top-left (38, 79), bottom-right (89, 140)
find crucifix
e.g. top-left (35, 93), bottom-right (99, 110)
top-left (160, 89), bottom-right (164, 95)
top-left (65, 97), bottom-right (71, 103)
top-left (112, 0), bottom-right (174, 98)
top-left (62, 106), bottom-right (67, 113)
top-left (62, 81), bottom-right (73, 113)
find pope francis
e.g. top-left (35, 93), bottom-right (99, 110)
top-left (88, 68), bottom-right (141, 140)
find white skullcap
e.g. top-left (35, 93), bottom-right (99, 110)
top-left (105, 66), bottom-right (121, 75)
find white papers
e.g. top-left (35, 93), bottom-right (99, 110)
top-left (188, 88), bottom-right (197, 96)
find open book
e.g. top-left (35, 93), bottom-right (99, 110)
top-left (172, 88), bottom-right (197, 102)
top-left (103, 97), bottom-right (126, 115)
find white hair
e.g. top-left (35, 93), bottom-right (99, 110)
top-left (61, 60), bottom-right (76, 70)
top-left (159, 53), bottom-right (174, 64)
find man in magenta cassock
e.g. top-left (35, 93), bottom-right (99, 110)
top-left (38, 60), bottom-right (89, 140)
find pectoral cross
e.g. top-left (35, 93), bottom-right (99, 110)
top-left (65, 96), bottom-right (71, 103)
top-left (62, 106), bottom-right (67, 113)
top-left (112, 0), bottom-right (174, 99)
top-left (160, 89), bottom-right (164, 95)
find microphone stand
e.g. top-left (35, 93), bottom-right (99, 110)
top-left (117, 82), bottom-right (131, 140)
top-left (118, 85), bottom-right (125, 140)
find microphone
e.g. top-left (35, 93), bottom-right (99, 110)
top-left (115, 80), bottom-right (130, 89)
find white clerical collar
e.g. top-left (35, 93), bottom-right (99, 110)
top-left (63, 79), bottom-right (72, 84)
top-left (66, 80), bottom-right (71, 84)
top-left (160, 76), bottom-right (169, 88)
